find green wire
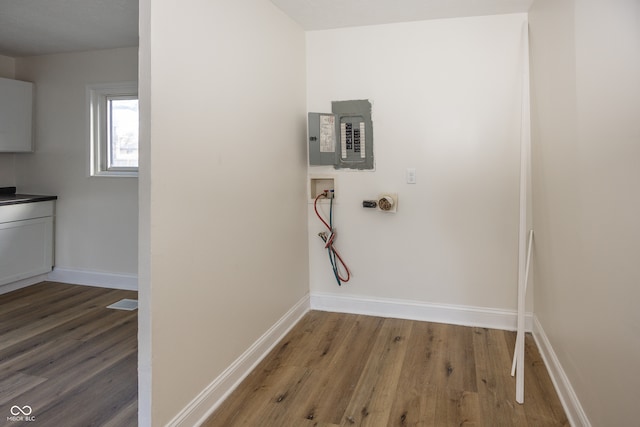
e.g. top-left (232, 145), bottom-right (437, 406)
top-left (328, 193), bottom-right (341, 286)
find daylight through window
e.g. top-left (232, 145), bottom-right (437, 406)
top-left (88, 82), bottom-right (139, 177)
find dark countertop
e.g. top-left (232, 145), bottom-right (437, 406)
top-left (0, 187), bottom-right (57, 206)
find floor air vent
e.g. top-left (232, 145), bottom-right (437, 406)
top-left (107, 299), bottom-right (138, 311)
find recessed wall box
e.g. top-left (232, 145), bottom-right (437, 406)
top-left (309, 177), bottom-right (335, 201)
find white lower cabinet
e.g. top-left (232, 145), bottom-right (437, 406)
top-left (0, 201), bottom-right (54, 286)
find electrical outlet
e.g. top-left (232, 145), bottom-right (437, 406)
top-left (406, 168), bottom-right (416, 184)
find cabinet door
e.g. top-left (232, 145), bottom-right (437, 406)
top-left (0, 77), bottom-right (34, 152)
top-left (0, 216), bottom-right (53, 286)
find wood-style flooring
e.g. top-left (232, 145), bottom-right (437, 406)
top-left (0, 283), bottom-right (568, 426)
top-left (205, 310), bottom-right (569, 427)
top-left (0, 282), bottom-right (137, 427)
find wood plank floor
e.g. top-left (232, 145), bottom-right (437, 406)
top-left (205, 311), bottom-right (569, 427)
top-left (0, 281), bottom-right (138, 427)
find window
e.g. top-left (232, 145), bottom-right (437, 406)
top-left (88, 82), bottom-right (139, 177)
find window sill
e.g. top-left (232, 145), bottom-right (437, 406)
top-left (91, 170), bottom-right (138, 178)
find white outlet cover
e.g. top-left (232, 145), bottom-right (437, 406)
top-left (406, 168), bottom-right (416, 184)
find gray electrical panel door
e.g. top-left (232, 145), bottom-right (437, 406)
top-left (308, 112), bottom-right (338, 166)
top-left (308, 99), bottom-right (374, 170)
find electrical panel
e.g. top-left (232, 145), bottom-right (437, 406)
top-left (308, 99), bottom-right (374, 170)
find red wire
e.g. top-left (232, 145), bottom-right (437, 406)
top-left (314, 193), bottom-right (351, 283)
top-left (314, 193), bottom-right (331, 230)
top-left (331, 247), bottom-right (351, 283)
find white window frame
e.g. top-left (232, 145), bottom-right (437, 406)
top-left (88, 82), bottom-right (139, 177)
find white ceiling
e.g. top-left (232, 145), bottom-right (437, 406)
top-left (0, 0), bottom-right (138, 57)
top-left (271, 0), bottom-right (533, 31)
top-left (0, 0), bottom-right (533, 58)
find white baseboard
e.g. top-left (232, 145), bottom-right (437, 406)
top-left (533, 316), bottom-right (591, 427)
top-left (310, 292), bottom-right (533, 332)
top-left (0, 274), bottom-right (49, 295)
top-left (167, 293), bottom-right (311, 427)
top-left (48, 267), bottom-right (138, 291)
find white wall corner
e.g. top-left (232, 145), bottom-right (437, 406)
top-left (310, 292), bottom-right (534, 332)
top-left (533, 316), bottom-right (592, 427)
top-left (167, 293), bottom-right (311, 427)
top-left (47, 267), bottom-right (138, 291)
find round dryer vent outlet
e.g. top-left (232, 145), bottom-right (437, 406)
top-left (377, 193), bottom-right (398, 213)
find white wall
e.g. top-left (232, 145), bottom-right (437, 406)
top-left (0, 54), bottom-right (16, 186)
top-left (139, 0), bottom-right (308, 424)
top-left (14, 48), bottom-right (139, 277)
top-left (137, 0), bottom-right (152, 423)
top-left (306, 14), bottom-right (529, 312)
top-left (0, 55), bottom-right (15, 78)
top-left (530, 0), bottom-right (640, 424)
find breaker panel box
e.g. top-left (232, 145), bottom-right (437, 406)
top-left (308, 99), bottom-right (374, 170)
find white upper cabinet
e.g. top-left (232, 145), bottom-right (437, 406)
top-left (0, 77), bottom-right (34, 152)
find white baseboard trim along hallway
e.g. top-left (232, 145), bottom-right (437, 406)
top-left (533, 316), bottom-right (591, 427)
top-left (167, 294), bottom-right (311, 427)
top-left (47, 267), bottom-right (138, 291)
top-left (310, 292), bottom-right (534, 332)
